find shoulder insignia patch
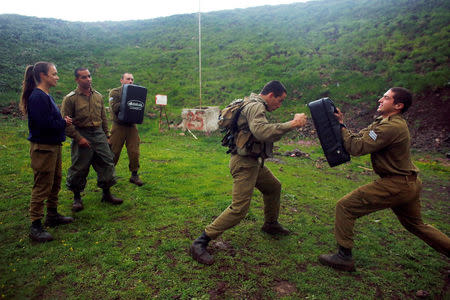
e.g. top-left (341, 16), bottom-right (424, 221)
top-left (109, 97), bottom-right (114, 102)
top-left (369, 130), bottom-right (377, 141)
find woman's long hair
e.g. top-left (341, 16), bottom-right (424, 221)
top-left (20, 62), bottom-right (53, 115)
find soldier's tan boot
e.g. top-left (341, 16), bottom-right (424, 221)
top-left (190, 231), bottom-right (214, 265)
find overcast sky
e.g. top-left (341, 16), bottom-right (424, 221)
top-left (1, 0), bottom-right (311, 22)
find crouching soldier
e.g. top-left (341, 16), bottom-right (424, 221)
top-left (319, 87), bottom-right (450, 271)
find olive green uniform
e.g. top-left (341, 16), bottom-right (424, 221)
top-left (205, 93), bottom-right (293, 239)
top-left (335, 114), bottom-right (450, 256)
top-left (29, 143), bottom-right (62, 221)
top-left (108, 86), bottom-right (140, 172)
top-left (61, 88), bottom-right (117, 192)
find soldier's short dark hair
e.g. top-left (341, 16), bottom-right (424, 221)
top-left (391, 87), bottom-right (412, 113)
top-left (74, 67), bottom-right (89, 78)
top-left (260, 81), bottom-right (287, 97)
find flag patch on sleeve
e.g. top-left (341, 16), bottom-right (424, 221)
top-left (369, 130), bottom-right (377, 141)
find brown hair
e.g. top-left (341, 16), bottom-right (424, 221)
top-left (20, 62), bottom-right (53, 115)
top-left (391, 87), bottom-right (412, 113)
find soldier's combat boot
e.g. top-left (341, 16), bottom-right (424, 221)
top-left (129, 172), bottom-right (143, 186)
top-left (45, 207), bottom-right (74, 227)
top-left (29, 219), bottom-right (53, 243)
top-left (72, 192), bottom-right (84, 212)
top-left (189, 231), bottom-right (214, 265)
top-left (261, 221), bottom-right (291, 235)
top-left (318, 245), bottom-right (356, 272)
top-left (101, 188), bottom-right (123, 205)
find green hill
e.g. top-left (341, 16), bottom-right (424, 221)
top-left (0, 0), bottom-right (449, 148)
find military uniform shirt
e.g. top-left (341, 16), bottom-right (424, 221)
top-left (61, 87), bottom-right (109, 142)
top-left (341, 114), bottom-right (419, 177)
top-left (108, 86), bottom-right (122, 123)
top-left (236, 93), bottom-right (292, 157)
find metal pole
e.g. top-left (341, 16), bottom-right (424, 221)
top-left (198, 0), bottom-right (202, 108)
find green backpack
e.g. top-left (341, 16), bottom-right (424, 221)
top-left (218, 97), bottom-right (251, 153)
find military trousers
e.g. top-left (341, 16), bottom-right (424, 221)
top-left (335, 175), bottom-right (450, 256)
top-left (110, 122), bottom-right (140, 172)
top-left (29, 142), bottom-right (62, 222)
top-left (205, 155), bottom-right (281, 240)
top-left (66, 127), bottom-right (117, 193)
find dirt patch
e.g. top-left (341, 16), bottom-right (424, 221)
top-left (440, 267), bottom-right (450, 299)
top-left (165, 252), bottom-right (177, 267)
top-left (211, 239), bottom-right (237, 257)
top-left (155, 224), bottom-right (174, 232)
top-left (0, 101), bottom-right (22, 119)
top-left (296, 263), bottom-right (308, 272)
top-left (209, 282), bottom-right (228, 299)
top-left (273, 280), bottom-right (298, 297)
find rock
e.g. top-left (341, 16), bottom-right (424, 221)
top-left (415, 290), bottom-right (429, 298)
top-left (281, 149), bottom-right (310, 158)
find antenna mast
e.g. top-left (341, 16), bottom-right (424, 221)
top-left (198, 0), bottom-right (202, 108)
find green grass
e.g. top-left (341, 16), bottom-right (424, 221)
top-left (0, 115), bottom-right (449, 299)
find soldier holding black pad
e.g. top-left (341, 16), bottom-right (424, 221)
top-left (108, 73), bottom-right (144, 186)
top-left (319, 87), bottom-right (450, 271)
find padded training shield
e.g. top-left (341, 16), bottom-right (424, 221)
top-left (308, 98), bottom-right (350, 167)
top-left (118, 84), bottom-right (147, 124)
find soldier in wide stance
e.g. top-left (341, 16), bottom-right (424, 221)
top-left (319, 87), bottom-right (450, 271)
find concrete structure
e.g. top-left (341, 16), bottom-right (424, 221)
top-left (181, 106), bottom-right (220, 132)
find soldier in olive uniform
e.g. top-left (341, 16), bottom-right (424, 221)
top-left (61, 68), bottom-right (123, 212)
top-left (108, 73), bottom-right (143, 186)
top-left (319, 87), bottom-right (450, 271)
top-left (190, 81), bottom-right (308, 265)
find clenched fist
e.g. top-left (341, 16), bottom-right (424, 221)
top-left (291, 113), bottom-right (307, 128)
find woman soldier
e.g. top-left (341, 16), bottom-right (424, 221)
top-left (20, 62), bottom-right (74, 242)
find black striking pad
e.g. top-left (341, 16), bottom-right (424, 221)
top-left (118, 84), bottom-right (147, 124)
top-left (308, 98), bottom-right (350, 167)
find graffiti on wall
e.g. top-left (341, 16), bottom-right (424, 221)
top-left (185, 110), bottom-right (205, 131)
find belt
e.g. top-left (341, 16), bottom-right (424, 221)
top-left (77, 126), bottom-right (100, 131)
top-left (382, 173), bottom-right (417, 181)
top-left (114, 121), bottom-right (135, 127)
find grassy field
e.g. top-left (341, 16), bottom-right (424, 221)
top-left (0, 115), bottom-right (449, 299)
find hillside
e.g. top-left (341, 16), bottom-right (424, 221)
top-left (0, 0), bottom-right (449, 150)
